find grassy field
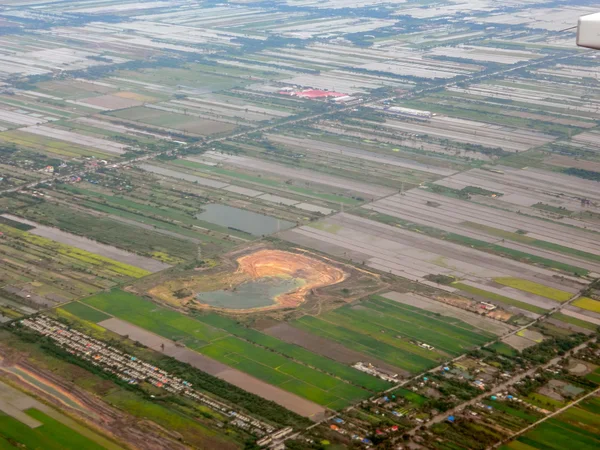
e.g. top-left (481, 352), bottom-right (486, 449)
top-left (0, 409), bottom-right (110, 450)
top-left (293, 296), bottom-right (494, 374)
top-left (453, 282), bottom-right (548, 314)
top-left (489, 342), bottom-right (518, 357)
top-left (195, 313), bottom-right (391, 391)
top-left (572, 297), bottom-right (600, 313)
top-left (81, 291), bottom-right (373, 409)
top-left (83, 290), bottom-right (228, 346)
top-left (59, 302), bottom-right (111, 324)
top-left (494, 278), bottom-right (572, 302)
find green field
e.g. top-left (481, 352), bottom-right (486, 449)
top-left (494, 278), bottom-right (572, 302)
top-left (82, 291), bottom-right (375, 408)
top-left (195, 313), bottom-right (391, 391)
top-left (551, 312), bottom-right (598, 331)
top-left (488, 342), bottom-right (518, 357)
top-left (293, 296), bottom-right (494, 374)
top-left (0, 409), bottom-right (110, 450)
top-left (83, 290), bottom-right (228, 346)
top-left (59, 302), bottom-right (111, 324)
top-left (501, 398), bottom-right (600, 450)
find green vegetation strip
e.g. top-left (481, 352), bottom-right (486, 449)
top-left (452, 282), bottom-right (548, 315)
top-left (551, 313), bottom-right (598, 331)
top-left (83, 290), bottom-right (227, 346)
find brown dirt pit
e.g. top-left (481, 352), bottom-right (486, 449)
top-left (149, 249), bottom-right (348, 312)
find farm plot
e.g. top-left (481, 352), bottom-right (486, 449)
top-left (195, 313), bottom-right (391, 392)
top-left (0, 222), bottom-right (148, 313)
top-left (455, 78), bottom-right (600, 121)
top-left (500, 397), bottom-right (600, 450)
top-left (371, 116), bottom-right (556, 153)
top-left (279, 211), bottom-right (587, 306)
top-left (308, 119), bottom-right (479, 165)
top-left (109, 106), bottom-right (236, 137)
top-left (2, 214), bottom-right (169, 273)
top-left (196, 151), bottom-right (396, 199)
top-left (113, 65), bottom-right (249, 93)
top-left (20, 125), bottom-right (129, 155)
top-left (264, 133), bottom-right (457, 178)
top-left (9, 200), bottom-right (200, 264)
top-left (0, 129), bottom-right (122, 160)
top-left (292, 295), bottom-right (494, 374)
top-left (360, 187), bottom-right (600, 276)
top-left (168, 157), bottom-right (346, 211)
top-left (429, 167), bottom-right (600, 232)
top-left (82, 291), bottom-right (376, 409)
top-left (0, 407), bottom-right (108, 450)
top-left (381, 291), bottom-right (515, 336)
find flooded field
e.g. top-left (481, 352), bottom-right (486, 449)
top-left (198, 277), bottom-right (304, 310)
top-left (196, 204), bottom-right (294, 236)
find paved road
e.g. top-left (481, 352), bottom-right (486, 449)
top-left (414, 338), bottom-right (593, 434)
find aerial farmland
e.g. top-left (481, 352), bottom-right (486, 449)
top-left (0, 0), bottom-right (599, 449)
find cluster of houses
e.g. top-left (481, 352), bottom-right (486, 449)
top-left (17, 315), bottom-right (278, 437)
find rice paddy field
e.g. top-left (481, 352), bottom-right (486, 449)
top-left (292, 295), bottom-right (496, 374)
top-left (500, 396), bottom-right (600, 450)
top-left (78, 290), bottom-right (388, 409)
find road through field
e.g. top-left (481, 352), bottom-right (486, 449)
top-left (489, 385), bottom-right (600, 449)
top-left (97, 317), bottom-right (328, 420)
top-left (1, 49), bottom-right (589, 198)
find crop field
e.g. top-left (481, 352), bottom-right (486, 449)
top-left (572, 297), bottom-right (600, 314)
top-left (0, 219), bottom-right (153, 315)
top-left (109, 106), bottom-right (237, 137)
top-left (59, 301), bottom-right (111, 324)
top-left (493, 278), bottom-right (572, 303)
top-left (0, 409), bottom-right (109, 450)
top-left (500, 397), bottom-right (600, 450)
top-left (291, 295), bottom-right (495, 374)
top-left (280, 210), bottom-right (586, 314)
top-left (80, 290), bottom-right (385, 409)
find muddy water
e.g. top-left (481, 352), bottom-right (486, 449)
top-left (196, 204), bottom-right (294, 236)
top-left (197, 277), bottom-right (304, 309)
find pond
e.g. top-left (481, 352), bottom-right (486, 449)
top-left (195, 204), bottom-right (294, 236)
top-left (197, 277), bottom-right (304, 310)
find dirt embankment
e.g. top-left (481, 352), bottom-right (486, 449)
top-left (237, 249), bottom-right (347, 308)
